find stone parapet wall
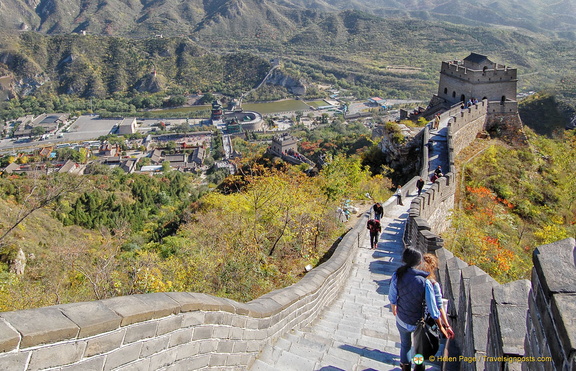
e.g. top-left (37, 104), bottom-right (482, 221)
top-left (0, 212), bottom-right (370, 370)
top-left (488, 100), bottom-right (518, 115)
top-left (406, 103), bottom-right (571, 370)
top-left (526, 238), bottom-right (576, 371)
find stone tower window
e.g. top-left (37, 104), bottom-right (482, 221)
top-left (501, 96), bottom-right (506, 104)
top-left (452, 91), bottom-right (456, 98)
top-left (460, 94), bottom-right (466, 103)
top-left (444, 88), bottom-right (448, 94)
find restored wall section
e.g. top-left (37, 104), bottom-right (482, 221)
top-left (405, 104), bottom-right (572, 370)
top-left (0, 213), bottom-right (370, 370)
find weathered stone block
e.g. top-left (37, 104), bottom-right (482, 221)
top-left (532, 238), bottom-right (576, 298)
top-left (0, 319), bottom-right (20, 352)
top-left (470, 278), bottom-right (497, 316)
top-left (199, 339), bottom-right (218, 353)
top-left (85, 329), bottom-right (125, 357)
top-left (209, 353), bottom-right (228, 366)
top-left (27, 342), bottom-right (86, 371)
top-left (204, 312), bottom-right (226, 326)
top-left (101, 296), bottom-right (155, 326)
top-left (472, 314), bottom-right (490, 353)
top-left (493, 280), bottom-right (531, 305)
top-left (232, 340), bottom-right (248, 353)
top-left (103, 342), bottom-right (142, 371)
top-left (495, 305), bottom-right (528, 355)
top-left (140, 335), bottom-right (169, 357)
top-left (116, 358), bottom-right (150, 371)
top-left (229, 327), bottom-right (245, 340)
top-left (0, 352), bottom-right (29, 371)
top-left (177, 354), bottom-right (210, 369)
top-left (192, 326), bottom-right (213, 341)
top-left (148, 347), bottom-right (178, 370)
top-left (217, 340), bottom-right (234, 353)
top-left (231, 315), bottom-right (247, 328)
top-left (59, 301), bottom-right (122, 338)
top-left (168, 328), bottom-right (193, 347)
top-left (156, 314), bottom-right (183, 336)
top-left (132, 293), bottom-right (181, 318)
top-left (213, 326), bottom-right (231, 339)
top-left (551, 293), bottom-right (576, 359)
top-left (1, 307), bottom-right (79, 348)
top-left (175, 341), bottom-right (200, 361)
top-left (59, 356), bottom-right (105, 371)
top-left (124, 321), bottom-right (158, 344)
top-left (181, 311), bottom-right (205, 328)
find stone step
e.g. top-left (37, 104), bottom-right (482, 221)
top-left (267, 345), bottom-right (318, 371)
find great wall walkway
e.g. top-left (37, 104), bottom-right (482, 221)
top-left (251, 120), bottom-right (450, 371)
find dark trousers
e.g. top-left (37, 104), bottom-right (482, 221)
top-left (370, 232), bottom-right (379, 249)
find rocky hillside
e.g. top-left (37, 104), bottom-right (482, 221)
top-left (0, 0), bottom-right (575, 101)
top-left (1, 0), bottom-right (574, 40)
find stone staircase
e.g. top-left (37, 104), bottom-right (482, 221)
top-left (251, 120), bottom-right (450, 371)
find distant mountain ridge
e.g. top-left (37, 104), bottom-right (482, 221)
top-left (1, 0), bottom-right (574, 40)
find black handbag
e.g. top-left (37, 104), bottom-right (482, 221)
top-left (413, 313), bottom-right (440, 358)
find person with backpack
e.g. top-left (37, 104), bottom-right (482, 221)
top-left (366, 218), bottom-right (381, 249)
top-left (389, 248), bottom-right (451, 371)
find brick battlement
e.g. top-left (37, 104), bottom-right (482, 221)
top-left (404, 102), bottom-right (574, 370)
top-left (441, 61), bottom-right (517, 83)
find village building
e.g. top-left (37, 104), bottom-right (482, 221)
top-left (210, 100), bottom-right (263, 132)
top-left (12, 113), bottom-right (68, 138)
top-left (268, 133), bottom-right (315, 168)
top-left (99, 143), bottom-right (121, 157)
top-left (117, 118), bottom-right (137, 135)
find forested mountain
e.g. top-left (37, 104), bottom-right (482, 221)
top-left (0, 0), bottom-right (574, 105)
top-left (0, 14), bottom-right (575, 102)
top-left (1, 0), bottom-right (575, 40)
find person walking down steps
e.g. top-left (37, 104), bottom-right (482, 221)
top-left (372, 202), bottom-right (383, 220)
top-left (395, 185), bottom-right (404, 206)
top-left (416, 178), bottom-right (425, 196)
top-left (366, 218), bottom-right (381, 249)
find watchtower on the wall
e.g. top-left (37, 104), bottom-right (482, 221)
top-left (435, 53), bottom-right (518, 113)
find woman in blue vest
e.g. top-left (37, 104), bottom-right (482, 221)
top-left (389, 248), bottom-right (452, 371)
